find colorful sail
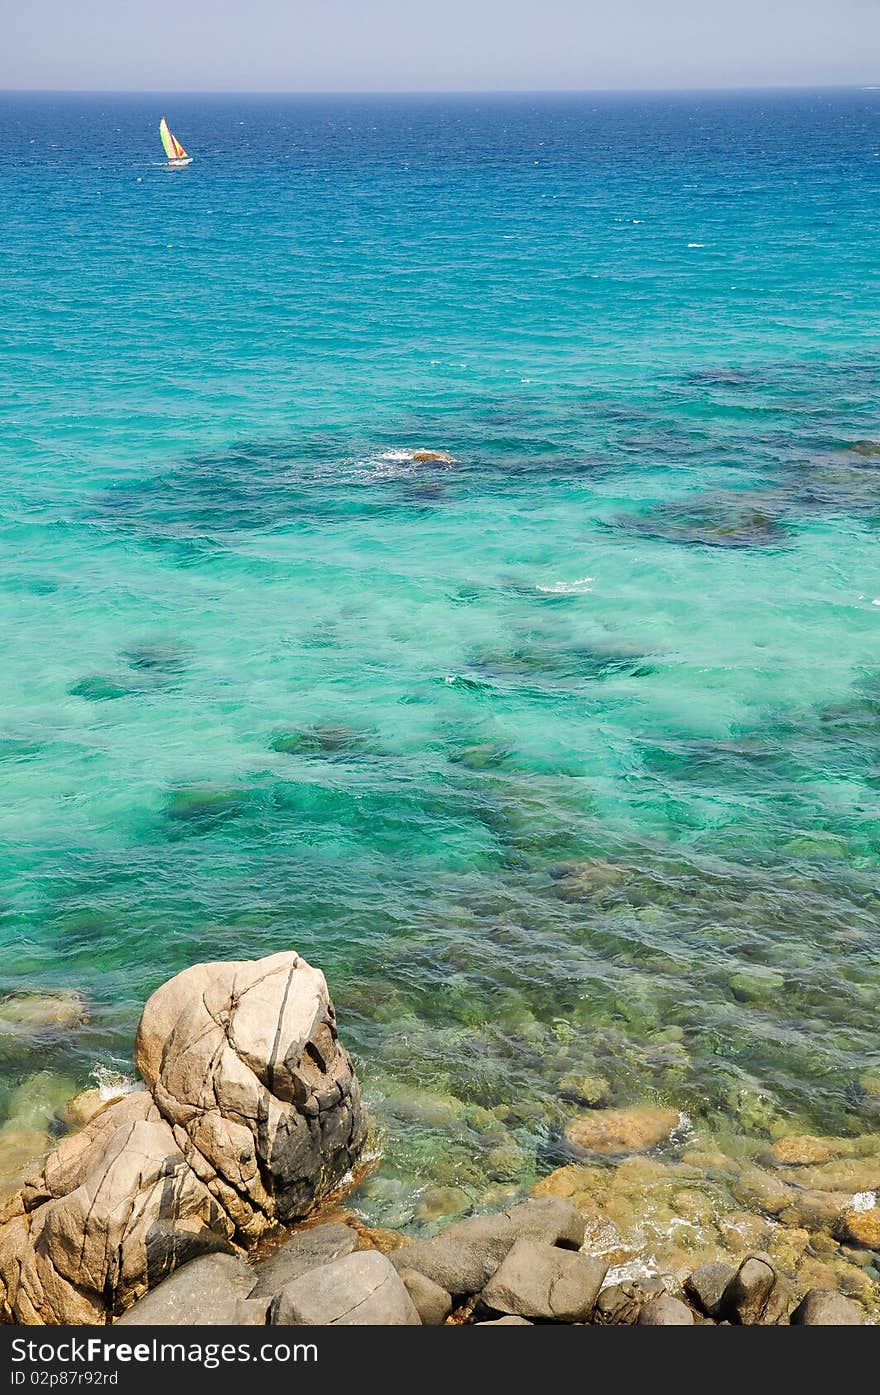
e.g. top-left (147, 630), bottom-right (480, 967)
top-left (159, 118), bottom-right (188, 161)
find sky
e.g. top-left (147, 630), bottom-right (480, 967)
top-left (2, 0), bottom-right (880, 92)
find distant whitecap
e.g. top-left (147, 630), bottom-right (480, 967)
top-left (536, 576), bottom-right (594, 594)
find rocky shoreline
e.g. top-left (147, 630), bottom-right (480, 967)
top-left (113, 1202), bottom-right (866, 1327)
top-left (0, 952), bottom-right (876, 1327)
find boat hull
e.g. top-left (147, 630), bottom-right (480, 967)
top-left (166, 157), bottom-right (193, 168)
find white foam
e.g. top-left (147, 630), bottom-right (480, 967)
top-left (850, 1190), bottom-right (876, 1213)
top-left (603, 1258), bottom-right (659, 1285)
top-left (670, 1111), bottom-right (697, 1147)
top-left (90, 1064), bottom-right (136, 1101)
top-left (536, 576), bottom-right (594, 594)
top-left (688, 242), bottom-right (706, 248)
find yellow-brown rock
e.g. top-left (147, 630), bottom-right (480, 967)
top-left (766, 1135), bottom-right (853, 1167)
top-left (565, 1105), bottom-right (679, 1157)
top-left (410, 450), bottom-right (457, 464)
top-left (834, 1205), bottom-right (880, 1250)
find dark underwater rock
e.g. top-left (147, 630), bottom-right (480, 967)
top-left (69, 675), bottom-right (139, 701)
top-left (271, 724), bottom-right (374, 759)
top-left (615, 494), bottom-right (789, 548)
top-left (122, 642), bottom-right (190, 675)
top-left (466, 639), bottom-right (653, 688)
top-left (165, 785), bottom-right (246, 828)
top-left (448, 741), bottom-right (513, 771)
top-left (845, 439), bottom-right (880, 457)
top-left (685, 367), bottom-right (757, 389)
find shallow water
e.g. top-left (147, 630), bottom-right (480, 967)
top-left (1, 91), bottom-right (879, 1232)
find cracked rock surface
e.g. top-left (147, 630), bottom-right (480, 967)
top-left (0, 952), bottom-right (366, 1325)
top-left (269, 1251), bottom-right (421, 1326)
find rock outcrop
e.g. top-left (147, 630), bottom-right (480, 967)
top-left (0, 952), bottom-right (366, 1325)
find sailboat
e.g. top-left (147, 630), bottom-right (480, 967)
top-left (159, 117), bottom-right (192, 168)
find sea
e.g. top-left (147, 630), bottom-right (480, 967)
top-left (1, 90), bottom-right (879, 1239)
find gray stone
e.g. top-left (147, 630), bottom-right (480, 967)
top-left (719, 1253), bottom-right (782, 1325)
top-left (116, 1254), bottom-right (267, 1326)
top-left (389, 1197), bottom-right (585, 1297)
top-left (636, 1295), bottom-right (695, 1326)
top-left (790, 1289), bottom-right (864, 1326)
top-left (479, 1238), bottom-right (607, 1322)
top-left (476, 1316), bottom-right (534, 1325)
top-left (592, 1279), bottom-right (667, 1326)
top-left (248, 1222), bottom-right (359, 1298)
top-left (399, 1269), bottom-right (452, 1326)
top-left (270, 1251), bottom-right (421, 1326)
top-left (684, 1262), bottom-right (737, 1319)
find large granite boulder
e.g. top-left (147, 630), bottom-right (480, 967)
top-left (0, 952), bottom-right (367, 1325)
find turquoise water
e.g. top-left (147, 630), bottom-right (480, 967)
top-left (2, 91), bottom-right (880, 1224)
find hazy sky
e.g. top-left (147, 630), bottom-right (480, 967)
top-left (3, 0), bottom-right (880, 92)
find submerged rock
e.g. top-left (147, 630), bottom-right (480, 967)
top-left (0, 1127), bottom-right (50, 1206)
top-left (728, 967), bottom-right (785, 1004)
top-left (4, 1072), bottom-right (79, 1133)
top-left (616, 495), bottom-right (789, 549)
top-left (565, 1105), bottom-right (679, 1157)
top-left (122, 642), bottom-right (189, 675)
top-left (766, 1134), bottom-right (855, 1167)
top-left (416, 1186), bottom-right (470, 1224)
top-left (0, 991), bottom-right (87, 1038)
top-left (165, 785), bottom-right (246, 827)
top-left (557, 1073), bottom-right (611, 1109)
top-left (68, 675), bottom-right (138, 701)
top-left (0, 951), bottom-right (366, 1325)
top-left (448, 742), bottom-right (512, 771)
top-left (271, 724), bottom-right (372, 759)
top-left (551, 859), bottom-right (627, 901)
top-left (845, 440), bottom-right (880, 457)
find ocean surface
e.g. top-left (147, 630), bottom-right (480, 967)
top-left (1, 90), bottom-right (880, 1234)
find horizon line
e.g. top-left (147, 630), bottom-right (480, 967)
top-left (0, 82), bottom-right (877, 98)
